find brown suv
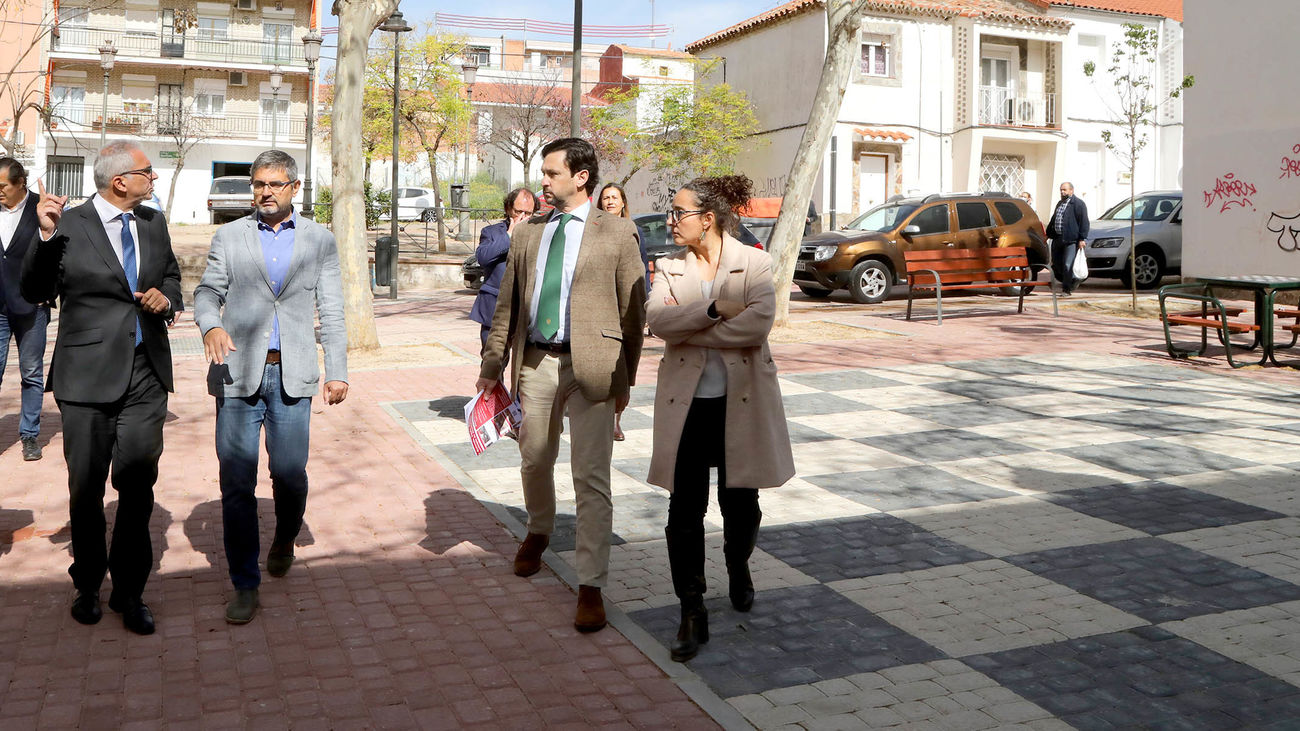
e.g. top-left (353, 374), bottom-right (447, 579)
top-left (794, 192), bottom-right (1049, 303)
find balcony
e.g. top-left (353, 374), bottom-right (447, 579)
top-left (48, 103), bottom-right (305, 144)
top-left (53, 27), bottom-right (306, 68)
top-left (979, 87), bottom-right (1058, 128)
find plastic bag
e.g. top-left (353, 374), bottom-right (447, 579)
top-left (1071, 248), bottom-right (1089, 281)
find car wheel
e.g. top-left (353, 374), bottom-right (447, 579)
top-left (1120, 245), bottom-right (1165, 289)
top-left (421, 208), bottom-right (437, 223)
top-left (847, 259), bottom-right (891, 304)
top-left (798, 285), bottom-right (833, 299)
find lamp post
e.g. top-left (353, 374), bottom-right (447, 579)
top-left (269, 65), bottom-right (283, 148)
top-left (98, 40), bottom-right (117, 151)
top-left (379, 10), bottom-right (411, 300)
top-left (301, 30), bottom-right (322, 217)
top-left (461, 61), bottom-right (477, 186)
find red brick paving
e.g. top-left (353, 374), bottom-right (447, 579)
top-left (0, 283), bottom-right (1286, 727)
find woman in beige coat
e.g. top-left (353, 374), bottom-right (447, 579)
top-left (646, 174), bottom-right (795, 662)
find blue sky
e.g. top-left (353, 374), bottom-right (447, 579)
top-left (316, 0), bottom-right (786, 67)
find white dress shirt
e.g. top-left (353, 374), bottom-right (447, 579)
top-left (0, 192), bottom-right (28, 251)
top-left (91, 194), bottom-right (141, 280)
top-left (528, 200), bottom-right (590, 343)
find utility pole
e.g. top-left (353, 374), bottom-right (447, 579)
top-left (570, 0), bottom-right (581, 137)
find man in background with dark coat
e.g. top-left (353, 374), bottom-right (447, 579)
top-left (470, 187), bottom-right (536, 347)
top-left (0, 157), bottom-right (48, 461)
top-left (1046, 181), bottom-right (1090, 295)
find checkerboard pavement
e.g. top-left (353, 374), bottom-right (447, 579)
top-left (392, 352), bottom-right (1300, 729)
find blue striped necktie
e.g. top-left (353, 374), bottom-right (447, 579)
top-left (120, 213), bottom-right (141, 346)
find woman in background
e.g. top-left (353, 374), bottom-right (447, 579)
top-left (645, 174), bottom-right (794, 662)
top-left (598, 183), bottom-right (648, 441)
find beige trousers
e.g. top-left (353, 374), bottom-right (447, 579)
top-left (515, 346), bottom-right (616, 587)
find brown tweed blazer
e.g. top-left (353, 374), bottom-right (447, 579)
top-left (478, 206), bottom-right (646, 402)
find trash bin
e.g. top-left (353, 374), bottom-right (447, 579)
top-left (374, 235), bottom-right (396, 287)
top-left (449, 183), bottom-right (469, 210)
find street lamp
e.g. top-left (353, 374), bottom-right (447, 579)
top-left (461, 61), bottom-right (477, 186)
top-left (269, 65), bottom-right (283, 148)
top-left (379, 10), bottom-right (411, 300)
top-left (98, 40), bottom-right (117, 151)
top-left (301, 29), bottom-right (323, 217)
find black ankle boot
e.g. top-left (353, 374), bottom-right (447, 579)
top-left (670, 602), bottom-right (709, 662)
top-left (724, 504), bottom-right (761, 612)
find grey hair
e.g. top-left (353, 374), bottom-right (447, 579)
top-left (250, 150), bottom-right (298, 181)
top-left (92, 140), bottom-right (143, 192)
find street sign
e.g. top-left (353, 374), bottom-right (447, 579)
top-left (159, 150), bottom-right (179, 159)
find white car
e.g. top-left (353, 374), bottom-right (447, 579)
top-left (379, 186), bottom-right (438, 221)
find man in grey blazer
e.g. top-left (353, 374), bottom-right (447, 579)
top-left (193, 150), bottom-right (348, 624)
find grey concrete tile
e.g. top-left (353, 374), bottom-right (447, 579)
top-left (806, 465), bottom-right (1016, 511)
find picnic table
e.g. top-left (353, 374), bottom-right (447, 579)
top-left (1159, 275), bottom-right (1300, 367)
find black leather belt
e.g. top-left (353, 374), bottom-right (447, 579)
top-left (530, 341), bottom-right (571, 354)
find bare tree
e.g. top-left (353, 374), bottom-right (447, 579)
top-left (328, 0), bottom-right (400, 352)
top-left (479, 76), bottom-right (568, 187)
top-left (153, 74), bottom-right (213, 218)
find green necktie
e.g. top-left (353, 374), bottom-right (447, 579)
top-left (537, 213), bottom-right (573, 340)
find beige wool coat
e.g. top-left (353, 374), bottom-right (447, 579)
top-left (479, 208), bottom-right (646, 402)
top-left (646, 235), bottom-right (795, 492)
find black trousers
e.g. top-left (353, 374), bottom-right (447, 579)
top-left (57, 347), bottom-right (167, 601)
top-left (666, 397), bottom-right (759, 533)
top-left (1051, 239), bottom-right (1080, 293)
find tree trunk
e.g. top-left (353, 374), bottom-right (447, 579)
top-left (166, 155), bottom-right (184, 219)
top-left (331, 0), bottom-right (397, 352)
top-left (424, 143), bottom-right (448, 251)
top-left (1129, 135), bottom-right (1137, 311)
top-left (770, 0), bottom-right (865, 326)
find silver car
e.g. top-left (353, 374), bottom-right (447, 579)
top-left (1083, 190), bottom-right (1182, 289)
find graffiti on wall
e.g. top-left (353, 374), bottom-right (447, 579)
top-left (1203, 173), bottom-right (1258, 213)
top-left (754, 174), bottom-right (788, 199)
top-left (1281, 144), bottom-right (1300, 180)
top-left (1268, 211), bottom-right (1300, 252)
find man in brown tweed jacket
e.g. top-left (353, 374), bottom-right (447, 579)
top-left (475, 137), bottom-right (646, 632)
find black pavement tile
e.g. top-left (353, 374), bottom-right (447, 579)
top-left (806, 465), bottom-right (1016, 511)
top-left (437, 439), bottom-right (532, 471)
top-left (759, 514), bottom-right (992, 582)
top-left (612, 457), bottom-right (652, 485)
top-left (1006, 537), bottom-right (1300, 623)
top-left (1090, 384), bottom-right (1225, 407)
top-left (1041, 482), bottom-right (1285, 536)
top-left (1076, 409), bottom-right (1244, 439)
top-left (629, 585), bottom-right (945, 697)
top-left (862, 428), bottom-right (1035, 462)
top-left (898, 401), bottom-right (1043, 428)
top-left (391, 396), bottom-right (472, 423)
top-left (785, 421), bottom-right (839, 444)
top-left (944, 358), bottom-right (1072, 377)
top-left (1059, 440), bottom-right (1257, 479)
top-left (925, 377), bottom-right (1056, 400)
top-left (966, 629), bottom-right (1300, 731)
top-left (781, 370), bottom-right (905, 392)
top-left (781, 392), bottom-right (876, 417)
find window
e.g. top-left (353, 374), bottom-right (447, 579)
top-left (197, 17), bottom-right (229, 40)
top-left (60, 4), bottom-right (89, 27)
top-left (658, 65), bottom-right (669, 77)
top-left (263, 23), bottom-right (293, 63)
top-left (994, 201), bottom-right (1024, 225)
top-left (544, 54), bottom-right (570, 69)
top-left (157, 83), bottom-right (182, 133)
top-left (466, 46), bottom-right (490, 66)
top-left (1079, 34), bottom-right (1105, 72)
top-left (46, 156), bottom-right (85, 199)
top-left (910, 204), bottom-right (950, 235)
top-left (260, 96), bottom-right (290, 138)
top-left (50, 85), bottom-right (86, 125)
top-left (861, 35), bottom-right (889, 77)
top-left (195, 90), bottom-right (225, 117)
top-left (956, 202), bottom-right (994, 230)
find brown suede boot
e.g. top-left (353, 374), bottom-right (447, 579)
top-left (574, 585), bottom-right (606, 632)
top-left (514, 533), bottom-right (549, 577)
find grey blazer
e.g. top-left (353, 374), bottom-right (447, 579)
top-left (193, 214), bottom-right (347, 399)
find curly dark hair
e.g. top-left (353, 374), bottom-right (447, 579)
top-left (679, 174), bottom-right (753, 236)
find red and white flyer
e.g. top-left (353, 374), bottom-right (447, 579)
top-left (464, 382), bottom-right (523, 455)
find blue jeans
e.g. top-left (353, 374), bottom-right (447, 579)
top-left (0, 305), bottom-right (49, 438)
top-left (216, 363), bottom-right (311, 590)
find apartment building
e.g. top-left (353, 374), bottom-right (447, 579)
top-left (39, 0), bottom-right (321, 222)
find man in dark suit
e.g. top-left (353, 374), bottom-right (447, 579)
top-left (470, 187), bottom-right (535, 347)
top-left (1045, 181), bottom-right (1090, 295)
top-left (22, 141), bottom-right (181, 635)
top-left (0, 157), bottom-right (48, 461)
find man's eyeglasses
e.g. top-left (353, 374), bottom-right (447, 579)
top-left (252, 180), bottom-right (297, 192)
top-left (118, 167), bottom-right (154, 179)
top-left (666, 209), bottom-right (705, 223)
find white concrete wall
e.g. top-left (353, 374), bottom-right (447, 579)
top-left (1182, 0), bottom-right (1300, 277)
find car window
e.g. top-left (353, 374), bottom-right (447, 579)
top-left (211, 179), bottom-right (250, 194)
top-left (994, 201), bottom-right (1023, 225)
top-left (1101, 195), bottom-right (1183, 221)
top-left (847, 204), bottom-right (919, 232)
top-left (909, 204), bottom-right (950, 235)
top-left (736, 223), bottom-right (760, 246)
top-left (634, 215), bottom-right (668, 248)
top-left (956, 202), bottom-right (994, 230)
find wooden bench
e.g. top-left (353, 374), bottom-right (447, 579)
top-left (1158, 283), bottom-right (1263, 367)
top-left (904, 246), bottom-right (1034, 324)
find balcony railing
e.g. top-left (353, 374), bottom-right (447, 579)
top-left (53, 27), bottom-right (306, 66)
top-left (978, 87), bottom-right (1058, 128)
top-left (48, 103), bottom-right (305, 143)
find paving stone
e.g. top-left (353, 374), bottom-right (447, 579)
top-left (898, 496), bottom-right (1146, 557)
top-left (864, 428), bottom-right (1036, 463)
top-left (806, 465), bottom-right (1016, 511)
top-left (1041, 481), bottom-right (1284, 535)
top-left (1060, 439), bottom-right (1257, 479)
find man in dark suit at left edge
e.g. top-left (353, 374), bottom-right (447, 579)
top-left (0, 157), bottom-right (49, 461)
top-left (22, 141), bottom-right (182, 635)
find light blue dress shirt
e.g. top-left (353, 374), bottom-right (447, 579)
top-left (257, 211), bottom-right (296, 351)
top-left (528, 201), bottom-right (589, 344)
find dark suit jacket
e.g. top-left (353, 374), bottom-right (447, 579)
top-left (21, 200), bottom-right (181, 402)
top-left (1046, 195), bottom-right (1089, 244)
top-left (0, 194), bottom-right (40, 317)
top-left (470, 220), bottom-right (510, 326)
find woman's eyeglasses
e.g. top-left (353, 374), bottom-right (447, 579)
top-left (666, 209), bottom-right (705, 223)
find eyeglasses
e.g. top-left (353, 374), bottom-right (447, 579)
top-left (118, 166), bottom-right (154, 179)
top-left (666, 209), bottom-right (705, 223)
top-left (252, 180), bottom-right (297, 192)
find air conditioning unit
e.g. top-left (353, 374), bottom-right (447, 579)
top-left (234, 0), bottom-right (255, 10)
top-left (229, 71), bottom-right (247, 86)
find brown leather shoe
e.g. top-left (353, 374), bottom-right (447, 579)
top-left (574, 585), bottom-right (606, 632)
top-left (513, 533), bottom-right (549, 577)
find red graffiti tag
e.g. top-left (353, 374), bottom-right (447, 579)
top-left (1203, 173), bottom-right (1257, 213)
top-left (1281, 144), bottom-right (1300, 180)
